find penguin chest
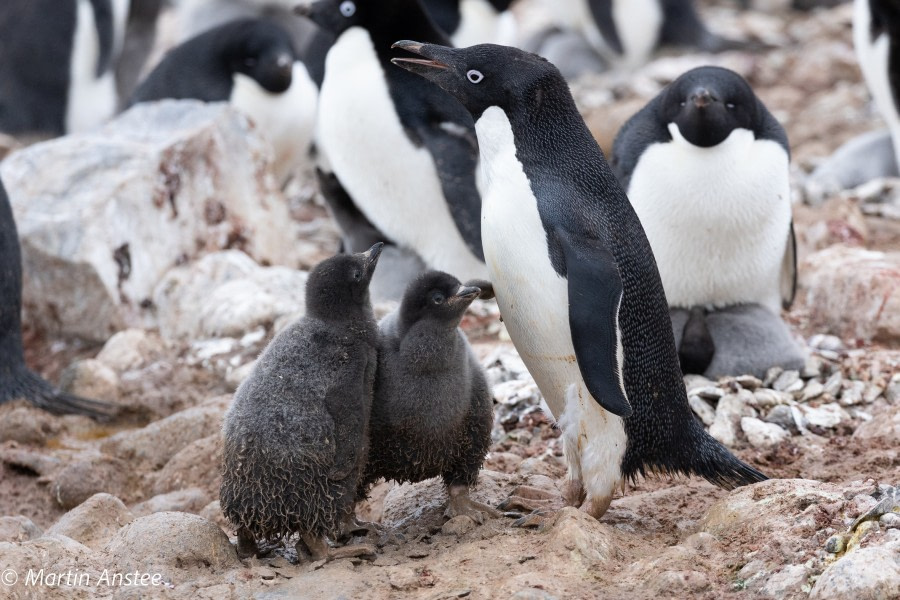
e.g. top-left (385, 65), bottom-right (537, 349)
top-left (66, 0), bottom-right (119, 133)
top-left (317, 27), bottom-right (485, 280)
top-left (475, 107), bottom-right (581, 416)
top-left (627, 126), bottom-right (791, 311)
top-left (231, 62), bottom-right (319, 184)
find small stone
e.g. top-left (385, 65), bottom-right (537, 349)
top-left (754, 389), bottom-right (791, 408)
top-left (696, 386), bottom-right (725, 401)
top-left (823, 372), bottom-right (843, 397)
top-left (96, 329), bottom-right (164, 372)
top-left (799, 404), bottom-right (850, 430)
top-left (839, 381), bottom-right (865, 406)
top-left (801, 380), bottom-right (825, 402)
top-left (802, 356), bottom-right (824, 379)
top-left (810, 543), bottom-right (900, 599)
top-left (863, 384), bottom-right (884, 404)
top-left (441, 515), bottom-right (476, 536)
top-left (879, 513), bottom-right (900, 528)
top-left (511, 589), bottom-right (558, 600)
top-left (689, 395), bottom-right (716, 426)
top-left (741, 417), bottom-right (789, 449)
top-left (709, 392), bottom-right (757, 447)
top-left (47, 493), bottom-right (133, 549)
top-left (808, 334), bottom-right (846, 353)
top-left (59, 359), bottom-right (120, 404)
top-left (684, 375), bottom-right (714, 394)
top-left (762, 565), bottom-right (808, 598)
top-left (764, 366), bottom-right (784, 387)
top-left (765, 405), bottom-right (798, 432)
top-left (389, 567), bottom-right (419, 590)
top-left (773, 370), bottom-right (801, 393)
top-left (0, 516), bottom-right (42, 542)
top-left (735, 375), bottom-right (763, 390)
top-left (825, 534), bottom-right (846, 553)
top-left (886, 375), bottom-right (900, 403)
top-left (254, 566), bottom-right (276, 580)
top-left (51, 454), bottom-right (133, 509)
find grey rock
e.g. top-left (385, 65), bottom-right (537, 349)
top-left (46, 493), bottom-right (133, 549)
top-left (0, 101), bottom-right (303, 341)
top-left (735, 375), bottom-right (763, 390)
top-left (131, 488), bottom-right (210, 518)
top-left (800, 380), bottom-right (825, 402)
top-left (689, 395), bottom-right (716, 426)
top-left (854, 406), bottom-right (900, 440)
top-left (755, 389), bottom-right (792, 409)
top-left (59, 359), bottom-right (120, 404)
top-left (810, 542), bottom-right (900, 600)
top-left (764, 366), bottom-right (784, 387)
top-left (441, 515), bottom-right (477, 536)
top-left (799, 403), bottom-right (850, 430)
top-left (760, 564), bottom-right (808, 598)
top-left (765, 405), bottom-right (798, 432)
top-left (153, 434), bottom-right (223, 496)
top-left (0, 404), bottom-right (60, 444)
top-left (51, 454), bottom-right (133, 509)
top-left (709, 391), bottom-right (757, 447)
top-left (839, 380), bottom-right (865, 406)
top-left (880, 513), bottom-right (900, 528)
top-left (741, 417), bottom-right (789, 449)
top-left (823, 372), bottom-right (843, 397)
top-left (0, 516), bottom-right (42, 542)
top-left (773, 370), bottom-right (802, 393)
top-left (96, 329), bottom-right (165, 372)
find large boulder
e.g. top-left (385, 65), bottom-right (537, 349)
top-left (801, 246), bottom-right (900, 344)
top-left (0, 101), bottom-right (303, 341)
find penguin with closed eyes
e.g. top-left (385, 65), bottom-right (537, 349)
top-left (392, 42), bottom-right (767, 519)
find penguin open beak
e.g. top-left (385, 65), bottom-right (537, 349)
top-left (363, 242), bottom-right (384, 274)
top-left (449, 285), bottom-right (481, 306)
top-left (391, 41), bottom-right (460, 80)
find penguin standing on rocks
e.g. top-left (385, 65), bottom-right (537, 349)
top-left (393, 42), bottom-right (766, 518)
top-left (130, 19), bottom-right (318, 185)
top-left (0, 0), bottom-right (130, 138)
top-left (420, 0), bottom-right (518, 47)
top-left (296, 0), bottom-right (488, 283)
top-left (0, 178), bottom-right (115, 419)
top-left (361, 272), bottom-right (499, 521)
top-left (611, 66), bottom-right (804, 377)
top-left (220, 244), bottom-right (383, 560)
top-left (854, 0), bottom-right (900, 175)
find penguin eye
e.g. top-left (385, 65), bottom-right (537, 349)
top-left (431, 292), bottom-right (445, 304)
top-left (339, 0), bottom-right (356, 17)
top-left (466, 70), bottom-right (484, 84)
top-left (352, 269), bottom-right (362, 281)
top-left (725, 102), bottom-right (736, 109)
top-left (680, 101), bottom-right (686, 107)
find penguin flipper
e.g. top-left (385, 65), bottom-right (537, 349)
top-left (585, 0), bottom-right (623, 55)
top-left (557, 233), bottom-right (632, 418)
top-left (780, 221), bottom-right (797, 310)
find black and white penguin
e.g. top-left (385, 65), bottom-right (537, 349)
top-left (130, 18), bottom-right (318, 184)
top-left (550, 0), bottom-right (740, 70)
top-left (220, 243), bottom-right (383, 560)
top-left (393, 42), bottom-right (766, 518)
top-left (362, 272), bottom-right (498, 521)
top-left (0, 178), bottom-right (115, 419)
top-left (296, 0), bottom-right (488, 283)
top-left (0, 0), bottom-right (130, 138)
top-left (420, 0), bottom-right (518, 47)
top-left (610, 66), bottom-right (799, 374)
top-left (854, 0), bottom-right (900, 175)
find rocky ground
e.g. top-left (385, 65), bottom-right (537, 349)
top-left (1, 1), bottom-right (900, 599)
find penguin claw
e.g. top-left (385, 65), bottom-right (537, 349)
top-left (498, 486), bottom-right (564, 514)
top-left (512, 509), bottom-right (552, 529)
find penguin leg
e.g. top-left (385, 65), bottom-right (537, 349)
top-left (298, 534), bottom-right (377, 563)
top-left (444, 483), bottom-right (502, 524)
top-left (235, 527), bottom-right (258, 559)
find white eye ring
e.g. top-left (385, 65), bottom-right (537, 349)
top-left (725, 102), bottom-right (735, 109)
top-left (466, 69), bottom-right (483, 84)
top-left (339, 0), bottom-right (355, 17)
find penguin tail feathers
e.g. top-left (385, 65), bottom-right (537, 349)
top-left (0, 367), bottom-right (118, 421)
top-left (689, 424), bottom-right (768, 489)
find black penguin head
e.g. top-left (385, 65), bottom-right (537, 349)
top-left (658, 66), bottom-right (760, 148)
top-left (305, 243), bottom-right (383, 318)
top-left (295, 0), bottom-right (368, 37)
top-left (221, 20), bottom-right (296, 93)
top-left (390, 41), bottom-right (563, 119)
top-left (399, 271), bottom-right (485, 330)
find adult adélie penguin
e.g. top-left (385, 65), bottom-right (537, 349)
top-left (392, 42), bottom-right (767, 518)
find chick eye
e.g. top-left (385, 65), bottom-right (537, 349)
top-left (725, 102), bottom-right (736, 109)
top-left (353, 269), bottom-right (362, 281)
top-left (339, 0), bottom-right (356, 17)
top-left (680, 101), bottom-right (686, 107)
top-left (431, 292), bottom-right (445, 304)
top-left (466, 69), bottom-right (484, 84)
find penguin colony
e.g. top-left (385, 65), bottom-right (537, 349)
top-left (0, 0), bottom-right (884, 563)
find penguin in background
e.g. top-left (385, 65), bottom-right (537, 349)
top-left (130, 18), bottom-right (319, 185)
top-left (295, 0), bottom-right (488, 284)
top-left (420, 0), bottom-right (518, 48)
top-left (0, 178), bottom-right (116, 419)
top-left (533, 0), bottom-right (745, 75)
top-left (0, 0), bottom-right (131, 139)
top-left (362, 272), bottom-right (499, 521)
top-left (611, 66), bottom-right (804, 377)
top-left (393, 42), bottom-right (766, 519)
top-left (854, 0), bottom-right (900, 176)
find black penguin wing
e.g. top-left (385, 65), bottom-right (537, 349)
top-left (586, 0), bottom-right (623, 55)
top-left (556, 230), bottom-right (632, 417)
top-left (391, 73), bottom-right (484, 261)
top-left (780, 221), bottom-right (797, 310)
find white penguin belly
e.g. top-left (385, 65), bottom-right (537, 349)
top-left (452, 0), bottom-right (517, 47)
top-left (231, 62), bottom-right (318, 184)
top-left (556, 0), bottom-right (662, 68)
top-left (854, 0), bottom-right (900, 171)
top-left (476, 106), bottom-right (626, 499)
top-left (66, 0), bottom-right (119, 134)
top-left (317, 27), bottom-right (487, 281)
top-left (627, 125), bottom-right (791, 313)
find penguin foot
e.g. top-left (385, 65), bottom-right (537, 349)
top-left (445, 485), bottom-right (501, 523)
top-left (580, 494), bottom-right (613, 520)
top-left (297, 535), bottom-right (378, 564)
top-left (236, 527), bottom-right (258, 559)
top-left (498, 485), bottom-right (565, 514)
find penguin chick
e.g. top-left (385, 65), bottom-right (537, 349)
top-left (362, 271), bottom-right (500, 522)
top-left (130, 18), bottom-right (318, 185)
top-left (220, 243), bottom-right (383, 561)
top-left (0, 178), bottom-right (116, 419)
